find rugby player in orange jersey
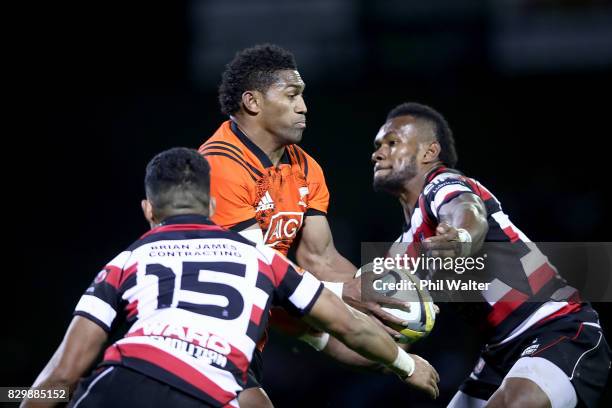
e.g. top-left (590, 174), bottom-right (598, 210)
top-left (198, 44), bottom-right (408, 407)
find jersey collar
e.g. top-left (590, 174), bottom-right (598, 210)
top-left (230, 121), bottom-right (291, 168)
top-left (159, 214), bottom-right (214, 226)
top-left (423, 165), bottom-right (464, 184)
top-left (424, 165), bottom-right (448, 184)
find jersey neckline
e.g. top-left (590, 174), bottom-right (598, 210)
top-left (230, 121), bottom-right (291, 169)
top-left (159, 214), bottom-right (214, 226)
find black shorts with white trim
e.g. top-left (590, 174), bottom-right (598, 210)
top-left (460, 304), bottom-right (611, 408)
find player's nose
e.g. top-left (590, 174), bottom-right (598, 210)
top-left (372, 148), bottom-right (385, 163)
top-left (295, 95), bottom-right (307, 114)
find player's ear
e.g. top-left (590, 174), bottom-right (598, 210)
top-left (422, 141), bottom-right (441, 164)
top-left (141, 199), bottom-right (156, 227)
top-left (241, 90), bottom-right (262, 114)
top-left (208, 196), bottom-right (216, 218)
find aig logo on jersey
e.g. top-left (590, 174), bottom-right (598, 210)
top-left (263, 212), bottom-right (304, 247)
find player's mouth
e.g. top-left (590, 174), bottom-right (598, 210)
top-left (295, 120), bottom-right (307, 129)
top-left (374, 165), bottom-right (392, 174)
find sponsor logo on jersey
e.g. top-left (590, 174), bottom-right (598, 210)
top-left (263, 211), bottom-right (304, 247)
top-left (94, 268), bottom-right (108, 284)
top-left (298, 186), bottom-right (309, 207)
top-left (521, 341), bottom-right (540, 357)
top-left (149, 336), bottom-right (229, 367)
top-left (141, 323), bottom-right (231, 367)
top-left (256, 191), bottom-right (275, 212)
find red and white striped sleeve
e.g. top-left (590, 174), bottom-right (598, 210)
top-left (423, 174), bottom-right (479, 220)
top-left (258, 246), bottom-right (323, 316)
top-left (73, 250), bottom-right (132, 331)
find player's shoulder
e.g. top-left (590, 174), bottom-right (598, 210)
top-left (289, 144), bottom-right (325, 180)
top-left (254, 244), bottom-right (304, 275)
top-left (291, 145), bottom-right (322, 168)
top-left (199, 121), bottom-right (261, 183)
top-left (253, 243), bottom-right (285, 262)
top-left (423, 167), bottom-right (469, 195)
top-left (199, 121), bottom-right (245, 161)
top-left (105, 250), bottom-right (133, 270)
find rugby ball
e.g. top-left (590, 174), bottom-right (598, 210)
top-left (356, 266), bottom-right (436, 344)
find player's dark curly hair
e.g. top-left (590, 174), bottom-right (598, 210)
top-left (145, 147), bottom-right (210, 215)
top-left (387, 102), bottom-right (458, 168)
top-left (219, 44), bottom-right (298, 116)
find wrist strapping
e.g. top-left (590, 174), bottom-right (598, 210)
top-left (322, 281), bottom-right (344, 298)
top-left (455, 228), bottom-right (472, 257)
top-left (390, 347), bottom-right (415, 377)
top-left (299, 332), bottom-right (330, 351)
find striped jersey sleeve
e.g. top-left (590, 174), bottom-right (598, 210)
top-left (257, 246), bottom-right (323, 316)
top-left (73, 250), bottom-right (134, 332)
top-left (423, 174), bottom-right (479, 220)
top-left (300, 148), bottom-right (329, 214)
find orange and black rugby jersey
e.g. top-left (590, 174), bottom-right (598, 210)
top-left (198, 120), bottom-right (329, 255)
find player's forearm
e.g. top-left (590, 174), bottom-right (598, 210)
top-left (321, 336), bottom-right (382, 369)
top-left (307, 290), bottom-right (415, 377)
top-left (21, 351), bottom-right (78, 407)
top-left (331, 308), bottom-right (397, 365)
top-left (330, 311), bottom-right (417, 378)
top-left (322, 337), bottom-right (411, 376)
top-left (297, 245), bottom-right (356, 282)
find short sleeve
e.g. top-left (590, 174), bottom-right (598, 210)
top-left (73, 251), bottom-right (132, 332)
top-left (304, 155), bottom-right (329, 215)
top-left (423, 174), bottom-right (479, 220)
top-left (259, 246), bottom-right (324, 316)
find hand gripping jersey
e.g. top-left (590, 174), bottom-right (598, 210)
top-left (394, 167), bottom-right (581, 344)
top-left (73, 215), bottom-right (323, 408)
top-left (199, 120), bottom-right (330, 255)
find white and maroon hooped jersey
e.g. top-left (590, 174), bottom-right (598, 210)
top-left (394, 167), bottom-right (580, 344)
top-left (74, 214), bottom-right (323, 408)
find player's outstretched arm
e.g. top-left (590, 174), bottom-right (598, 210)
top-left (304, 288), bottom-right (440, 399)
top-left (296, 214), bottom-right (408, 334)
top-left (319, 336), bottom-right (411, 372)
top-left (21, 316), bottom-right (108, 408)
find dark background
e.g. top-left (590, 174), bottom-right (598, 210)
top-left (8, 0), bottom-right (612, 406)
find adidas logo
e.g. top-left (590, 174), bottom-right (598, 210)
top-left (256, 191), bottom-right (275, 212)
